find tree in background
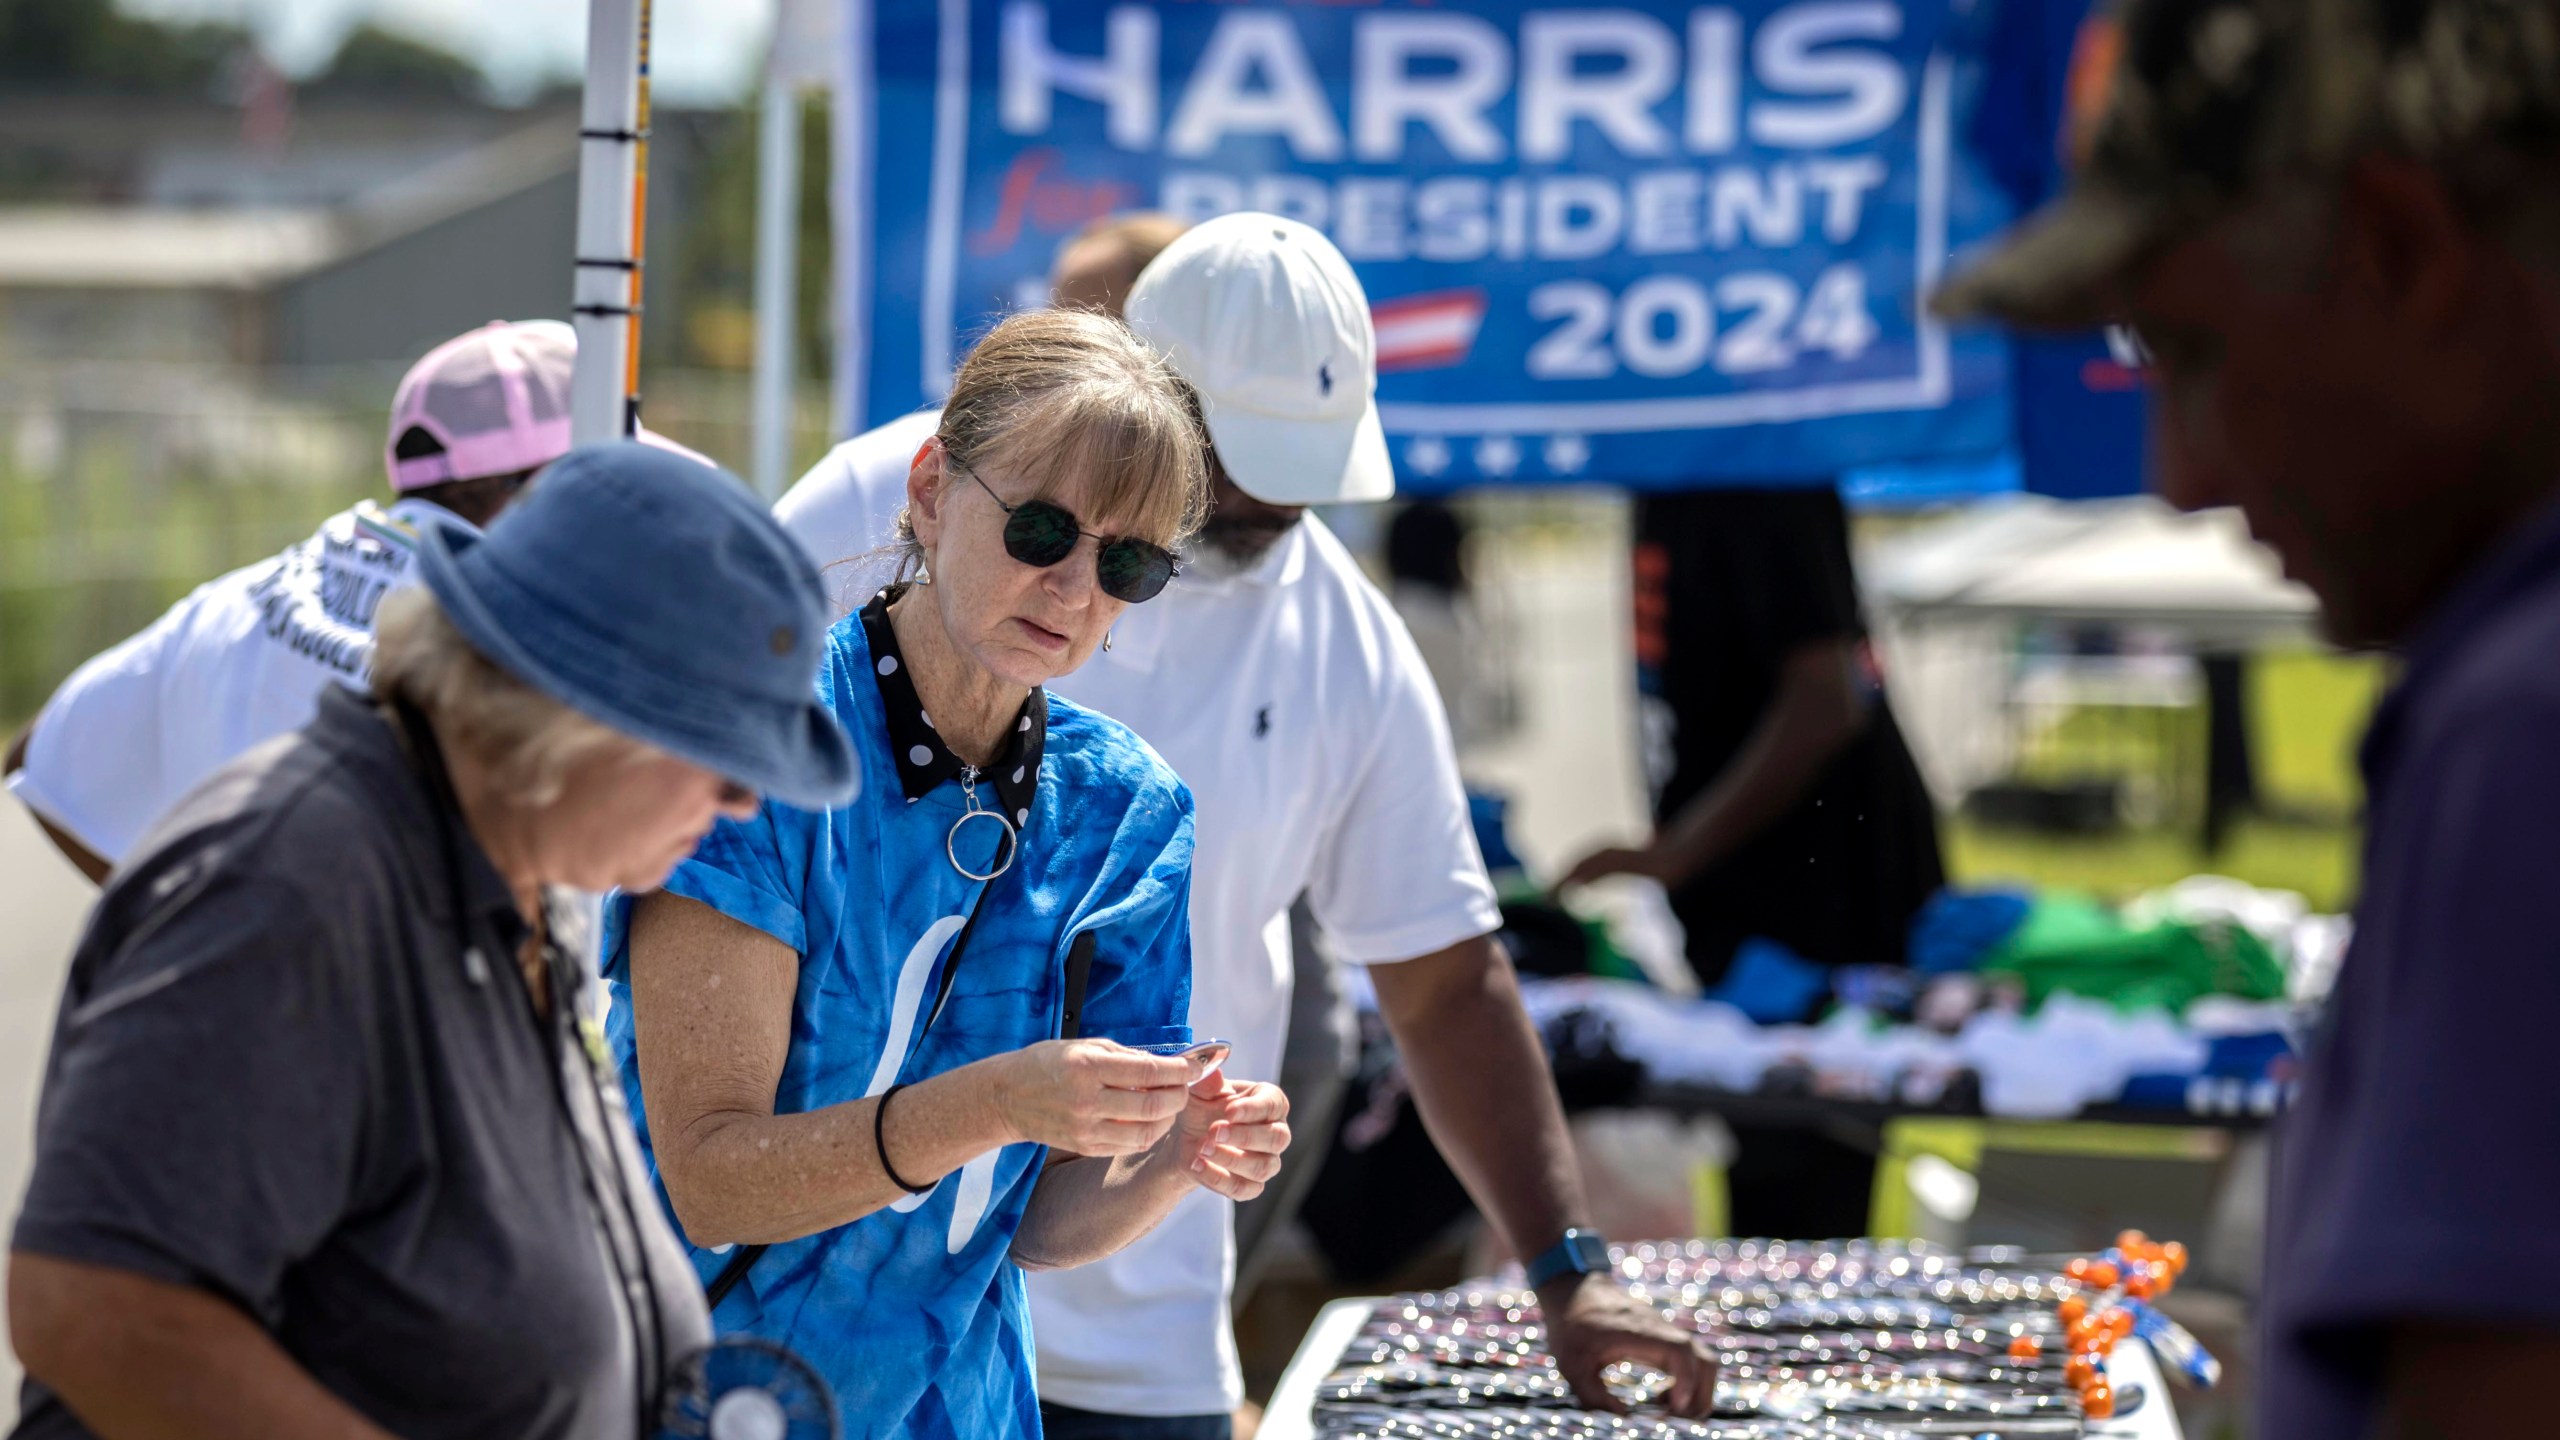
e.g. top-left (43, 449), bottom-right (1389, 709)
top-left (667, 90), bottom-right (833, 381)
top-left (0, 0), bottom-right (250, 95)
top-left (0, 0), bottom-right (489, 103)
top-left (304, 24), bottom-right (487, 103)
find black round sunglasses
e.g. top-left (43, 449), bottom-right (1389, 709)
top-left (948, 449), bottom-right (1180, 604)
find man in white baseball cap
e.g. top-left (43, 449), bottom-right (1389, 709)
top-left (778, 213), bottom-right (1717, 1438)
top-left (1135, 217), bottom-right (1394, 509)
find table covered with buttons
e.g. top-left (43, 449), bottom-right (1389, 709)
top-left (1258, 1236), bottom-right (2210, 1440)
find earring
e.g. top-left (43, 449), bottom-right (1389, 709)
top-left (1103, 629), bottom-right (1115, 653)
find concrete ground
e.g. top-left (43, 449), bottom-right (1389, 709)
top-left (0, 803), bottom-right (95, 1419)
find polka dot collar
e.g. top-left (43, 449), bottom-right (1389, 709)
top-left (860, 589), bottom-right (1046, 827)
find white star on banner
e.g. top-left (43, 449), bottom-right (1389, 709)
top-left (1406, 436), bottom-right (1452, 477)
top-left (1544, 434), bottom-right (1591, 474)
top-left (1474, 435), bottom-right (1521, 477)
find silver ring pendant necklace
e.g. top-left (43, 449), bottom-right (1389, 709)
top-left (947, 765), bottom-right (1017, 881)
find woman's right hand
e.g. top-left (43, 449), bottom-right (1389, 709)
top-left (987, 1041), bottom-right (1196, 1155)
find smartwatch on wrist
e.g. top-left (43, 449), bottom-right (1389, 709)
top-left (1524, 1228), bottom-right (1611, 1295)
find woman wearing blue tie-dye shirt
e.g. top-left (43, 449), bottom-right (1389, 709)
top-left (602, 310), bottom-right (1292, 1439)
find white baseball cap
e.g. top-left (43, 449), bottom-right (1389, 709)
top-left (1124, 213), bottom-right (1394, 506)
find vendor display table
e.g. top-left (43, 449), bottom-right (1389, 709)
top-left (1259, 1297), bottom-right (2185, 1440)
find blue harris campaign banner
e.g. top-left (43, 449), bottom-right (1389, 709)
top-left (836, 0), bottom-right (2023, 490)
top-left (1969, 0), bottom-right (2149, 497)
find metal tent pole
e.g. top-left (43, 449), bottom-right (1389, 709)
top-left (572, 0), bottom-right (651, 446)
top-left (749, 81), bottom-right (802, 500)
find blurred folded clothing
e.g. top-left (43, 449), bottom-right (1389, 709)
top-left (1908, 888), bottom-right (2035, 974)
top-left (1912, 877), bottom-right (2345, 1005)
top-left (1978, 893), bottom-right (2287, 1013)
top-left (1513, 976), bottom-right (2297, 1121)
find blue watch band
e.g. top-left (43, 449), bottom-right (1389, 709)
top-left (1525, 1228), bottom-right (1610, 1294)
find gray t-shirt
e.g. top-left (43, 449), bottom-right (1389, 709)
top-left (11, 687), bottom-right (710, 1440)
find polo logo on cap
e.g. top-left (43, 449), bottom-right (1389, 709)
top-left (1319, 362), bottom-right (1334, 397)
top-left (770, 625), bottom-right (796, 656)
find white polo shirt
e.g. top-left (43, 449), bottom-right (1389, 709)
top-left (777, 425), bottom-right (1502, 1415)
top-left (10, 498), bottom-right (454, 866)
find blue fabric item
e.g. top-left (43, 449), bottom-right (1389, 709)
top-left (2119, 1033), bottom-right (2295, 1110)
top-left (1832, 965), bottom-right (1921, 1016)
top-left (2260, 496), bottom-right (2560, 1440)
top-left (1467, 790), bottom-right (1525, 877)
top-left (1907, 888), bottom-right (2036, 974)
top-left (2200, 1030), bottom-right (2294, 1079)
top-left (412, 440), bottom-right (857, 808)
top-left (2112, 1073), bottom-right (2188, 1111)
top-left (1706, 938), bottom-right (1831, 1025)
top-left (600, 611), bottom-right (1195, 1440)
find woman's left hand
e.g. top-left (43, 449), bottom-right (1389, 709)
top-left (1169, 1075), bottom-right (1290, 1202)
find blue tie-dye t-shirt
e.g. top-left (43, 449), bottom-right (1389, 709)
top-left (602, 603), bottom-right (1194, 1440)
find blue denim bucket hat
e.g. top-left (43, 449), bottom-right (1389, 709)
top-left (412, 440), bottom-right (858, 809)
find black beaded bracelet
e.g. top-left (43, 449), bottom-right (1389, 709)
top-left (875, 1082), bottom-right (931, 1195)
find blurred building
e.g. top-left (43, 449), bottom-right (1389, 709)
top-left (0, 94), bottom-right (713, 372)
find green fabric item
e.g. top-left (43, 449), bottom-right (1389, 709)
top-left (1498, 877), bottom-right (1652, 984)
top-left (1981, 894), bottom-right (2286, 1014)
top-left (1580, 916), bottom-right (1649, 983)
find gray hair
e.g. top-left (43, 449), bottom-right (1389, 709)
top-left (369, 588), bottom-right (635, 809)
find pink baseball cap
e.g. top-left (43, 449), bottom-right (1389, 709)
top-left (386, 320), bottom-right (577, 491)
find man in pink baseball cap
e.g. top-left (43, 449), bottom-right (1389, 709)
top-left (5, 320), bottom-right (683, 882)
top-left (382, 318), bottom-right (580, 526)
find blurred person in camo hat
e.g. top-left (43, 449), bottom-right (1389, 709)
top-left (1941, 0), bottom-right (2560, 1432)
top-left (4, 320), bottom-right (708, 883)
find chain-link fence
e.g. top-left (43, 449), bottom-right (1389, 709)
top-left (0, 363), bottom-right (837, 724)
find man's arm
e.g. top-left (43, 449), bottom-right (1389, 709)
top-left (1367, 934), bottom-right (1717, 1417)
top-left (2377, 1324), bottom-right (2560, 1439)
top-left (9, 1253), bottom-right (395, 1440)
top-left (6, 722), bottom-right (111, 885)
top-left (1562, 637), bottom-right (1867, 890)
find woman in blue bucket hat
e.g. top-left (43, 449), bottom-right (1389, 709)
top-left (604, 308), bottom-right (1293, 1439)
top-left (8, 439), bottom-right (853, 1440)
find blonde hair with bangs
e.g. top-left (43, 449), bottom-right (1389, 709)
top-left (893, 308), bottom-right (1207, 580)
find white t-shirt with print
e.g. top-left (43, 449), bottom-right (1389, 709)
top-left (777, 425), bottom-right (1503, 1416)
top-left (773, 408), bottom-right (940, 613)
top-left (10, 497), bottom-right (457, 865)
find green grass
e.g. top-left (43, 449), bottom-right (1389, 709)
top-left (0, 369), bottom-right (837, 731)
top-left (1, 452), bottom-right (367, 726)
top-left (1947, 648), bottom-right (2386, 912)
top-left (2248, 649), bottom-right (2388, 812)
top-left (1948, 817), bottom-right (2360, 912)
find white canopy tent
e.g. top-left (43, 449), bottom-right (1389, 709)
top-left (1864, 496), bottom-right (2317, 647)
top-left (1859, 497), bottom-right (2321, 806)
